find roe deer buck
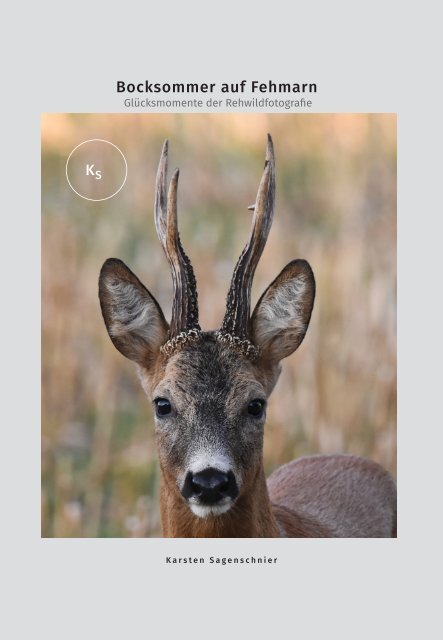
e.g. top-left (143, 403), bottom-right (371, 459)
top-left (99, 135), bottom-right (397, 538)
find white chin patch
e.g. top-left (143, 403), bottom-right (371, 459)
top-left (190, 502), bottom-right (233, 519)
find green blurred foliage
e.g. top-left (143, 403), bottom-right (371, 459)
top-left (42, 113), bottom-right (396, 537)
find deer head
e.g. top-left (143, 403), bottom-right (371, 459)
top-left (99, 136), bottom-right (315, 526)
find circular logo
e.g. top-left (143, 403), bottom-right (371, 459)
top-left (66, 139), bottom-right (127, 201)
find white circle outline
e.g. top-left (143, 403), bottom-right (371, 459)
top-left (65, 138), bottom-right (128, 202)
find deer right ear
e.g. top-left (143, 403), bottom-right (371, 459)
top-left (251, 259), bottom-right (315, 364)
top-left (99, 258), bottom-right (169, 367)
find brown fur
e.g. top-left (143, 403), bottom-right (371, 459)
top-left (159, 453), bottom-right (396, 538)
top-left (268, 455), bottom-right (397, 538)
top-left (272, 504), bottom-right (334, 537)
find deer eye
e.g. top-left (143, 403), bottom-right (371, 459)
top-left (247, 399), bottom-right (266, 418)
top-left (154, 398), bottom-right (172, 417)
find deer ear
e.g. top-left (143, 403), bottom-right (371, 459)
top-left (251, 259), bottom-right (315, 363)
top-left (99, 258), bottom-right (169, 367)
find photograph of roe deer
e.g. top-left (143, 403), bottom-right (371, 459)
top-left (42, 113), bottom-right (396, 537)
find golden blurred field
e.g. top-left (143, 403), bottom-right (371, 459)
top-left (41, 113), bottom-right (396, 537)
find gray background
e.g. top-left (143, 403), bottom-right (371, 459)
top-left (3, 1), bottom-right (442, 639)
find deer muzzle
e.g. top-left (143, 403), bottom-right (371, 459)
top-left (181, 467), bottom-right (239, 518)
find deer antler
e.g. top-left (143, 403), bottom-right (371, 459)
top-left (154, 141), bottom-right (200, 339)
top-left (219, 134), bottom-right (276, 347)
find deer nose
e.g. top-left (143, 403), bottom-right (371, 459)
top-left (182, 468), bottom-right (238, 505)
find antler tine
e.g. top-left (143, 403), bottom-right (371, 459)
top-left (220, 134), bottom-right (276, 341)
top-left (154, 140), bottom-right (169, 252)
top-left (154, 141), bottom-right (200, 338)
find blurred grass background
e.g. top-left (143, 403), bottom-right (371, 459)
top-left (41, 113), bottom-right (396, 537)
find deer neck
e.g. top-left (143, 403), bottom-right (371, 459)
top-left (160, 465), bottom-right (280, 538)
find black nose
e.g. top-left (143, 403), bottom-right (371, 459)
top-left (181, 468), bottom-right (238, 505)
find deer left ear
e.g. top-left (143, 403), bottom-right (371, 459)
top-left (99, 258), bottom-right (169, 368)
top-left (251, 259), bottom-right (315, 363)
